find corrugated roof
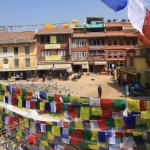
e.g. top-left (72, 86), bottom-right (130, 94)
top-left (0, 31), bottom-right (36, 44)
top-left (73, 32), bottom-right (106, 38)
top-left (36, 28), bottom-right (73, 35)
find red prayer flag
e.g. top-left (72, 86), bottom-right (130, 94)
top-left (97, 119), bottom-right (107, 130)
top-left (100, 98), bottom-right (113, 109)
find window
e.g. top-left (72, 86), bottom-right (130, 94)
top-left (126, 39), bottom-right (131, 45)
top-left (72, 39), bottom-right (78, 48)
top-left (14, 47), bottom-right (18, 55)
top-left (41, 36), bottom-right (45, 43)
top-left (108, 39), bottom-right (112, 45)
top-left (114, 52), bottom-right (117, 58)
top-left (129, 58), bottom-right (134, 66)
top-left (79, 39), bottom-right (86, 47)
top-left (97, 39), bottom-right (104, 45)
top-left (97, 51), bottom-right (104, 58)
top-left (119, 39), bottom-right (123, 45)
top-left (57, 35), bottom-right (66, 43)
top-left (58, 50), bottom-right (66, 58)
top-left (25, 46), bottom-right (30, 54)
top-left (114, 40), bottom-right (117, 45)
top-left (89, 51), bottom-right (96, 57)
top-left (72, 52), bottom-right (78, 59)
top-left (119, 51), bottom-right (124, 58)
top-left (25, 59), bottom-right (30, 67)
top-left (14, 59), bottom-right (19, 68)
top-left (41, 50), bottom-right (51, 59)
top-left (79, 51), bottom-right (86, 58)
top-left (132, 39), bottom-right (137, 46)
top-left (3, 47), bottom-right (7, 53)
top-left (108, 52), bottom-right (112, 58)
top-left (3, 58), bottom-right (8, 64)
top-left (90, 39), bottom-right (96, 45)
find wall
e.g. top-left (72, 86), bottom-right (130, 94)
top-left (0, 43), bottom-right (37, 69)
top-left (135, 57), bottom-right (148, 85)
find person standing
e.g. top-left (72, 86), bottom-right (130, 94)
top-left (125, 84), bottom-right (129, 98)
top-left (98, 85), bottom-right (102, 98)
top-left (42, 74), bottom-right (46, 82)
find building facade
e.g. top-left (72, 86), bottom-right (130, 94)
top-left (35, 28), bottom-right (73, 77)
top-left (0, 31), bottom-right (37, 80)
top-left (0, 17), bottom-right (139, 79)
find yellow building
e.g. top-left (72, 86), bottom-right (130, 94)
top-left (117, 46), bottom-right (150, 87)
top-left (0, 31), bottom-right (37, 80)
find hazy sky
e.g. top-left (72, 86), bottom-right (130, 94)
top-left (0, 0), bottom-right (149, 31)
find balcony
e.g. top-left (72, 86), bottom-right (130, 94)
top-left (0, 53), bottom-right (14, 57)
top-left (86, 24), bottom-right (104, 28)
top-left (89, 45), bottom-right (104, 51)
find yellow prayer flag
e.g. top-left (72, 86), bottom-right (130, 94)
top-left (4, 92), bottom-right (9, 97)
top-left (75, 121), bottom-right (83, 130)
top-left (133, 132), bottom-right (144, 136)
top-left (91, 130), bottom-right (98, 141)
top-left (24, 118), bottom-right (29, 128)
top-left (127, 100), bottom-right (140, 112)
top-left (52, 126), bottom-right (60, 136)
top-left (114, 117), bottom-right (124, 128)
top-left (2, 84), bottom-right (6, 91)
top-left (47, 131), bottom-right (54, 140)
top-left (80, 107), bottom-right (90, 120)
top-left (41, 140), bottom-right (49, 147)
top-left (70, 96), bottom-right (80, 103)
top-left (136, 115), bottom-right (143, 125)
top-left (0, 95), bottom-right (3, 102)
top-left (146, 101), bottom-right (150, 110)
top-left (91, 108), bottom-right (101, 116)
top-left (18, 96), bottom-right (22, 108)
top-left (40, 101), bottom-right (45, 111)
top-left (99, 143), bottom-right (108, 148)
top-left (141, 111), bottom-right (150, 119)
top-left (16, 130), bottom-right (22, 140)
top-left (88, 143), bottom-right (99, 150)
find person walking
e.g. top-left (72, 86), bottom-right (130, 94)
top-left (98, 85), bottom-right (102, 98)
top-left (42, 74), bottom-right (46, 82)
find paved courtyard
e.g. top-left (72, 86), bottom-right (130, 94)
top-left (0, 74), bottom-right (138, 99)
top-left (1, 74), bottom-right (149, 100)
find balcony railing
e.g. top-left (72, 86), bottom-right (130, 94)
top-left (86, 24), bottom-right (104, 28)
top-left (89, 45), bottom-right (104, 51)
top-left (0, 53), bottom-right (14, 57)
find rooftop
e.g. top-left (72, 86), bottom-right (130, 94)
top-left (36, 28), bottom-right (73, 35)
top-left (0, 31), bottom-right (35, 44)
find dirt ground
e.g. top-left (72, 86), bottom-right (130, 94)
top-left (0, 74), bottom-right (142, 99)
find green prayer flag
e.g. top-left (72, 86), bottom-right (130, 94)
top-left (106, 118), bottom-right (115, 128)
top-left (83, 130), bottom-right (92, 140)
top-left (113, 99), bottom-right (126, 110)
top-left (61, 95), bottom-right (70, 103)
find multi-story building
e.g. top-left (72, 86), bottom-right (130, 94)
top-left (0, 31), bottom-right (37, 80)
top-left (72, 17), bottom-right (107, 73)
top-left (105, 19), bottom-right (138, 69)
top-left (35, 28), bottom-right (73, 77)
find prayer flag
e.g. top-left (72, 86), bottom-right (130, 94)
top-left (100, 0), bottom-right (128, 12)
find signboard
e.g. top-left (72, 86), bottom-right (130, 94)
top-left (45, 55), bottom-right (61, 61)
top-left (50, 36), bottom-right (57, 44)
top-left (45, 44), bottom-right (60, 49)
top-left (3, 64), bottom-right (9, 69)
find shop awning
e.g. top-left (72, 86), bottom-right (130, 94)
top-left (54, 64), bottom-right (72, 69)
top-left (37, 65), bottom-right (53, 70)
top-left (94, 61), bottom-right (107, 65)
top-left (73, 62), bottom-right (88, 65)
top-left (0, 68), bottom-right (36, 72)
top-left (82, 64), bottom-right (89, 69)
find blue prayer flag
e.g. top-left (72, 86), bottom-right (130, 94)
top-left (100, 0), bottom-right (128, 12)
